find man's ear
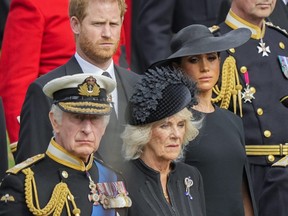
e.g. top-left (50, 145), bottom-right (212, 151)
top-left (70, 16), bottom-right (81, 35)
top-left (49, 111), bottom-right (60, 134)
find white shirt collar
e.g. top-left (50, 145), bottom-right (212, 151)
top-left (74, 52), bottom-right (115, 76)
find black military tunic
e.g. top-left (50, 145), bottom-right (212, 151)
top-left (0, 139), bottom-right (130, 215)
top-left (216, 9), bottom-right (288, 216)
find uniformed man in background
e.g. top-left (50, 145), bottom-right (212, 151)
top-left (212, 0), bottom-right (288, 215)
top-left (0, 74), bottom-right (131, 215)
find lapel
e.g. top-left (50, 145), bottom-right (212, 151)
top-left (64, 56), bottom-right (84, 75)
top-left (114, 65), bottom-right (129, 124)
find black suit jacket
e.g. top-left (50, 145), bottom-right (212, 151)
top-left (16, 56), bottom-right (140, 166)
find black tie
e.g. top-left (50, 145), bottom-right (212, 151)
top-left (102, 71), bottom-right (112, 78)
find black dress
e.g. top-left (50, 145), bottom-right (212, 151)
top-left (121, 159), bottom-right (206, 216)
top-left (185, 106), bottom-right (251, 216)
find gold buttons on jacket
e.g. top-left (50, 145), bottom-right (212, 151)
top-left (240, 66), bottom-right (247, 73)
top-left (257, 108), bottom-right (263, 116)
top-left (61, 171), bottom-right (69, 178)
top-left (279, 42), bottom-right (285, 50)
top-left (267, 155), bottom-right (275, 162)
top-left (250, 87), bottom-right (256, 94)
top-left (264, 130), bottom-right (272, 138)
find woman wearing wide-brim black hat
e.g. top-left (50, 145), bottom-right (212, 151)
top-left (150, 24), bottom-right (258, 216)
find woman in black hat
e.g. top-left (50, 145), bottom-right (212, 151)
top-left (150, 24), bottom-right (257, 216)
top-left (120, 67), bottom-right (206, 216)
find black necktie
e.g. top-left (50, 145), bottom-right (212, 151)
top-left (102, 71), bottom-right (112, 78)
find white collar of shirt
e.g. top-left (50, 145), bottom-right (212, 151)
top-left (74, 52), bottom-right (118, 117)
top-left (283, 0), bottom-right (288, 5)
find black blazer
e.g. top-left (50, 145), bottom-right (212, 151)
top-left (16, 56), bottom-right (140, 166)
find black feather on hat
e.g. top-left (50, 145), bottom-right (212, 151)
top-left (127, 67), bottom-right (198, 125)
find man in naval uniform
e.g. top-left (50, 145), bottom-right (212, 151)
top-left (212, 0), bottom-right (288, 215)
top-left (0, 74), bottom-right (131, 215)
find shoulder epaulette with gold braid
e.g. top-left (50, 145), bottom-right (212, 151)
top-left (266, 22), bottom-right (288, 36)
top-left (6, 154), bottom-right (45, 174)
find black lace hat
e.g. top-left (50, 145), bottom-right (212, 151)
top-left (43, 74), bottom-right (115, 115)
top-left (150, 24), bottom-right (251, 68)
top-left (127, 67), bottom-right (197, 125)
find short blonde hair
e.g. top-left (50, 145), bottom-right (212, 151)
top-left (69, 0), bottom-right (127, 22)
top-left (121, 108), bottom-right (199, 160)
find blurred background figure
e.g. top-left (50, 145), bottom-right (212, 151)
top-left (129, 0), bottom-right (227, 73)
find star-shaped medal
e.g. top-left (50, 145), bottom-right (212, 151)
top-left (257, 40), bottom-right (271, 57)
top-left (241, 85), bottom-right (255, 103)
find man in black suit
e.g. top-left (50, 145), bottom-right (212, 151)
top-left (15, 0), bottom-right (140, 168)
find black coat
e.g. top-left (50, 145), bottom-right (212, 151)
top-left (16, 56), bottom-right (140, 167)
top-left (120, 159), bottom-right (206, 216)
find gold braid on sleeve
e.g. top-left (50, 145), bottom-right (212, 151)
top-left (22, 168), bottom-right (81, 216)
top-left (211, 55), bottom-right (243, 117)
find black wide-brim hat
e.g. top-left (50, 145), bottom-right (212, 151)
top-left (43, 74), bottom-right (116, 115)
top-left (150, 24), bottom-right (251, 68)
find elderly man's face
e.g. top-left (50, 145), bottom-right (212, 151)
top-left (51, 112), bottom-right (107, 162)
